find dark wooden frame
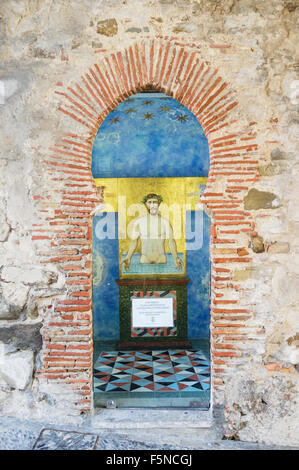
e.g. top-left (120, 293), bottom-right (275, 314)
top-left (116, 278), bottom-right (191, 349)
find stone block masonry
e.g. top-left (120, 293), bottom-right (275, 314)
top-left (0, 0), bottom-right (298, 447)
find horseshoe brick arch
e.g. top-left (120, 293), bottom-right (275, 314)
top-left (33, 38), bottom-right (261, 416)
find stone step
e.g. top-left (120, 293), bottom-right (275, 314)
top-left (89, 409), bottom-right (220, 446)
top-left (91, 409), bottom-right (213, 429)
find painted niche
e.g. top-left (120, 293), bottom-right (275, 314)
top-left (91, 93), bottom-right (210, 341)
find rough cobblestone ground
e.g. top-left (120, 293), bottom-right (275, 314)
top-left (0, 417), bottom-right (297, 450)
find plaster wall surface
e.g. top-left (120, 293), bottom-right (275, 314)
top-left (0, 0), bottom-right (298, 446)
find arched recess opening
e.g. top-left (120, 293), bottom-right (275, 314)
top-left (34, 39), bottom-right (259, 416)
top-left (91, 90), bottom-right (211, 408)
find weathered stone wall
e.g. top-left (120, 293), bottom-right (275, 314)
top-left (0, 0), bottom-right (298, 445)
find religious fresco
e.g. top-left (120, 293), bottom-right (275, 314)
top-left (91, 92), bottom-right (210, 343)
top-left (121, 190), bottom-right (183, 276)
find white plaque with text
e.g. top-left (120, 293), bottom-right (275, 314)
top-left (132, 298), bottom-right (174, 328)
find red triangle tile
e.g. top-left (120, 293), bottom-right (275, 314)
top-left (144, 383), bottom-right (155, 390)
top-left (131, 375), bottom-right (142, 381)
top-left (158, 386), bottom-right (177, 392)
top-left (178, 382), bottom-right (189, 390)
top-left (97, 375), bottom-right (110, 383)
top-left (173, 367), bottom-right (185, 373)
top-left (182, 373), bottom-right (198, 381)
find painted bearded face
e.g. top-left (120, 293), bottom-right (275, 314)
top-left (145, 198), bottom-right (160, 215)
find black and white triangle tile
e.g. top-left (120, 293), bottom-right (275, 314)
top-left (93, 349), bottom-right (210, 393)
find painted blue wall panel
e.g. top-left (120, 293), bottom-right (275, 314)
top-left (91, 93), bottom-right (210, 179)
top-left (186, 210), bottom-right (211, 338)
top-left (92, 213), bottom-right (120, 340)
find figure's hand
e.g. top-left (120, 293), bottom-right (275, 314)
top-left (122, 257), bottom-right (131, 271)
top-left (175, 257), bottom-right (183, 270)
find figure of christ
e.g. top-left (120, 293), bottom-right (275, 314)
top-left (122, 193), bottom-right (183, 271)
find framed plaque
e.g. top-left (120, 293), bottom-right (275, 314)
top-left (132, 297), bottom-right (174, 328)
top-left (116, 278), bottom-right (191, 349)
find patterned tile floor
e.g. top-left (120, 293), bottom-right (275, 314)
top-left (93, 349), bottom-right (210, 394)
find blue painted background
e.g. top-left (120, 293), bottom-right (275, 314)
top-left (91, 93), bottom-right (209, 178)
top-left (92, 212), bottom-right (120, 340)
top-left (186, 211), bottom-right (211, 338)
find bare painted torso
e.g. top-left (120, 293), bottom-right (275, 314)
top-left (131, 215), bottom-right (170, 264)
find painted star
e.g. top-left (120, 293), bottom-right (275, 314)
top-left (125, 98), bottom-right (135, 103)
top-left (142, 100), bottom-right (153, 105)
top-left (143, 113), bottom-right (154, 120)
top-left (110, 117), bottom-right (120, 124)
top-left (176, 114), bottom-right (188, 122)
top-left (160, 106), bottom-right (171, 112)
top-left (125, 108), bottom-right (137, 114)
